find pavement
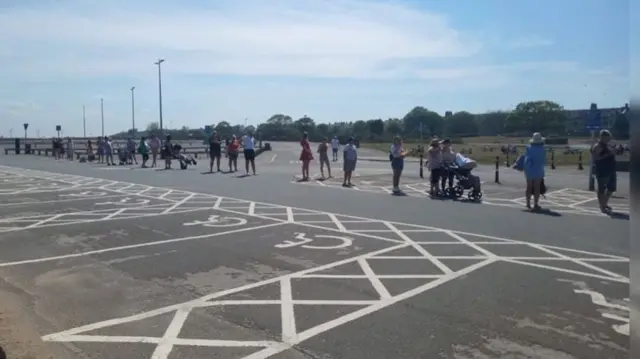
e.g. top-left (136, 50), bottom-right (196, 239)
top-left (0, 145), bottom-right (631, 359)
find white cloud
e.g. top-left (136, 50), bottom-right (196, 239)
top-left (0, 0), bottom-right (484, 80)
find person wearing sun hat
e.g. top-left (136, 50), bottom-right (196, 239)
top-left (523, 132), bottom-right (546, 210)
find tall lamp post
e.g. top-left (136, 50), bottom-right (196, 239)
top-left (100, 98), bottom-right (105, 138)
top-left (82, 105), bottom-right (86, 138)
top-left (154, 59), bottom-right (165, 133)
top-left (130, 86), bottom-right (136, 136)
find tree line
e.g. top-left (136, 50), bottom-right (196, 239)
top-left (113, 100), bottom-right (629, 142)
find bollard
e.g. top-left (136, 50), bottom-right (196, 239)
top-left (419, 153), bottom-right (424, 179)
top-left (505, 152), bottom-right (510, 167)
top-left (577, 152), bottom-right (583, 170)
top-left (551, 150), bottom-right (556, 170)
top-left (494, 156), bottom-right (500, 183)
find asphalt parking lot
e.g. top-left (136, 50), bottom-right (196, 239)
top-left (292, 173), bottom-right (630, 218)
top-left (0, 165), bottom-right (630, 359)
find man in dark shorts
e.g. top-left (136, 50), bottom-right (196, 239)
top-left (591, 129), bottom-right (616, 213)
top-left (242, 131), bottom-right (257, 175)
top-left (209, 131), bottom-right (222, 172)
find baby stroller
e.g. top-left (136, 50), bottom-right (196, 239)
top-left (443, 163), bottom-right (483, 202)
top-left (171, 144), bottom-right (197, 170)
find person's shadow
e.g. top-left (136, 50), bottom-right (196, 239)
top-left (521, 207), bottom-right (562, 217)
top-left (607, 211), bottom-right (629, 220)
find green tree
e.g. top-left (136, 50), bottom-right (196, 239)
top-left (367, 119), bottom-right (385, 139)
top-left (445, 111), bottom-right (477, 136)
top-left (294, 116), bottom-right (316, 134)
top-left (504, 100), bottom-right (567, 135)
top-left (352, 120), bottom-right (368, 139)
top-left (475, 111), bottom-right (508, 136)
top-left (402, 106), bottom-right (444, 139)
top-left (385, 118), bottom-right (403, 137)
top-left (215, 121), bottom-right (232, 138)
top-left (146, 121), bottom-right (160, 132)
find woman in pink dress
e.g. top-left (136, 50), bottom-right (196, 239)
top-left (299, 132), bottom-right (314, 181)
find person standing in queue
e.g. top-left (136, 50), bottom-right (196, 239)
top-left (317, 137), bottom-right (331, 179)
top-left (149, 133), bottom-right (160, 168)
top-left (227, 135), bottom-right (240, 172)
top-left (242, 130), bottom-right (257, 175)
top-left (426, 138), bottom-right (443, 196)
top-left (209, 131), bottom-right (222, 172)
top-left (162, 135), bottom-right (173, 170)
top-left (138, 137), bottom-right (149, 168)
top-left (331, 136), bottom-right (340, 162)
top-left (523, 132), bottom-right (546, 210)
top-left (389, 136), bottom-right (408, 194)
top-left (342, 137), bottom-right (358, 187)
top-left (299, 132), bottom-right (313, 181)
top-left (591, 129), bottom-right (617, 213)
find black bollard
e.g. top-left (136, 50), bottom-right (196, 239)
top-left (551, 150), bottom-right (556, 170)
top-left (419, 152), bottom-right (424, 179)
top-left (494, 156), bottom-right (500, 183)
top-left (505, 152), bottom-right (510, 167)
top-left (577, 152), bottom-right (583, 170)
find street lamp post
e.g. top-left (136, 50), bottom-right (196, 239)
top-left (82, 105), bottom-right (86, 138)
top-left (130, 86), bottom-right (136, 136)
top-left (100, 98), bottom-right (105, 138)
top-left (154, 59), bottom-right (165, 133)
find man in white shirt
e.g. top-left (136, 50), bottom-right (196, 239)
top-left (241, 131), bottom-right (256, 175)
top-left (331, 136), bottom-right (340, 162)
top-left (342, 137), bottom-right (358, 186)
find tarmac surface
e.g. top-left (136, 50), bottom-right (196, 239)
top-left (0, 145), bottom-right (631, 359)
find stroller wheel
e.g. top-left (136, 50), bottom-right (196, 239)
top-left (453, 186), bottom-right (464, 198)
top-left (468, 191), bottom-right (483, 201)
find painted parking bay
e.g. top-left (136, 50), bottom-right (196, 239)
top-left (0, 166), bottom-right (630, 359)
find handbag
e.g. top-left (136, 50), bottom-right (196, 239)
top-left (512, 155), bottom-right (524, 171)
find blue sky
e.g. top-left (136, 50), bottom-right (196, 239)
top-left (0, 0), bottom-right (630, 137)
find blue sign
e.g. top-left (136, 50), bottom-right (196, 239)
top-left (586, 108), bottom-right (601, 131)
top-left (204, 125), bottom-right (213, 135)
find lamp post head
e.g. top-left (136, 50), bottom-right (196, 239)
top-left (154, 59), bottom-right (165, 65)
top-left (131, 86), bottom-right (135, 91)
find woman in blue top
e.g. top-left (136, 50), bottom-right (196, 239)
top-left (389, 136), bottom-right (408, 194)
top-left (523, 132), bottom-right (546, 210)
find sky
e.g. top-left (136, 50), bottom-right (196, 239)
top-left (0, 0), bottom-right (631, 137)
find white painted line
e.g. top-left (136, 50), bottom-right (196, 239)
top-left (286, 207), bottom-right (294, 222)
top-left (501, 259), bottom-right (628, 283)
top-left (269, 154), bottom-right (277, 163)
top-left (151, 308), bottom-right (191, 359)
top-left (280, 278), bottom-right (297, 344)
top-left (328, 213), bottom-right (347, 232)
top-left (382, 221), bottom-right (453, 274)
top-left (248, 202), bottom-right (256, 215)
top-left (527, 243), bottom-right (627, 280)
top-left (357, 258), bottom-right (391, 299)
top-left (0, 222), bottom-right (286, 268)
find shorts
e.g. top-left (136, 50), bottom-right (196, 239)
top-left (244, 149), bottom-right (255, 160)
top-left (343, 159), bottom-right (357, 172)
top-left (391, 157), bottom-right (404, 171)
top-left (229, 152), bottom-right (238, 160)
top-left (210, 147), bottom-right (221, 157)
top-left (430, 168), bottom-right (443, 184)
top-left (596, 174), bottom-right (617, 194)
top-left (332, 148), bottom-right (338, 154)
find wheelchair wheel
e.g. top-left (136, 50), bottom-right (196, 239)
top-left (453, 185), bottom-right (464, 198)
top-left (468, 191), bottom-right (483, 201)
